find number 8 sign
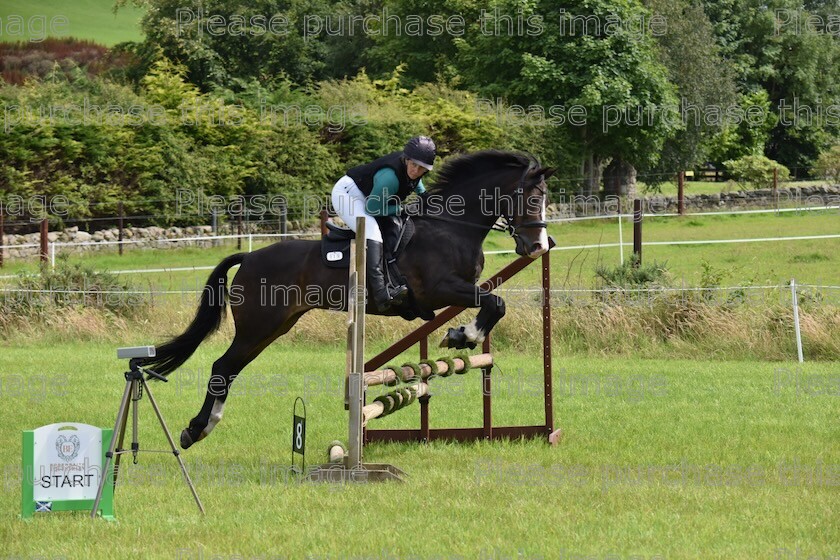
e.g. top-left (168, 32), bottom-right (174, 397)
top-left (291, 397), bottom-right (306, 475)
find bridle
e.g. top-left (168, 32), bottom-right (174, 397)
top-left (492, 165), bottom-right (548, 245)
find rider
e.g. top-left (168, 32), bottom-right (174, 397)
top-left (331, 136), bottom-right (436, 311)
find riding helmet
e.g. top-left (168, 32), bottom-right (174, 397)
top-left (404, 136), bottom-right (436, 170)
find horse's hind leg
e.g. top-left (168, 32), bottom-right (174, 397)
top-left (180, 309), bottom-right (306, 449)
top-left (179, 337), bottom-right (252, 449)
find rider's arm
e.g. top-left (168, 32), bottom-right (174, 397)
top-left (365, 168), bottom-right (402, 216)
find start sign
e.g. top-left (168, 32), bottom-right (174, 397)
top-left (21, 423), bottom-right (114, 519)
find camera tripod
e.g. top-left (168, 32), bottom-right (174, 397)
top-left (90, 357), bottom-right (204, 518)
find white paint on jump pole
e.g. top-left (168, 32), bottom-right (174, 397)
top-left (328, 441), bottom-right (347, 463)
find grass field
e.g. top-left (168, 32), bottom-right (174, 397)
top-left (636, 179), bottom-right (831, 196)
top-left (0, 0), bottom-right (144, 45)
top-left (0, 340), bottom-right (837, 558)
top-left (2, 209), bottom-right (838, 291)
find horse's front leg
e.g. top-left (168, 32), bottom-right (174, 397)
top-left (437, 284), bottom-right (506, 350)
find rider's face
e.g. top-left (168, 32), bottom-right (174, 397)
top-left (406, 160), bottom-right (429, 180)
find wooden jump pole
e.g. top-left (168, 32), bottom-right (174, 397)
top-left (346, 216), bottom-right (365, 470)
top-left (363, 354), bottom-right (493, 387)
top-left (362, 383), bottom-right (430, 424)
top-left (362, 353), bottom-right (493, 425)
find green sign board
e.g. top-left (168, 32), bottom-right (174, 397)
top-left (21, 423), bottom-right (114, 519)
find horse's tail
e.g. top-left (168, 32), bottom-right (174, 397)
top-left (137, 253), bottom-right (246, 376)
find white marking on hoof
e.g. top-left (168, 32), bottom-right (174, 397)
top-left (200, 399), bottom-right (225, 440)
top-left (463, 319), bottom-right (485, 344)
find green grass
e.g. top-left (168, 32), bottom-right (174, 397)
top-left (3, 210), bottom-right (837, 291)
top-left (0, 341), bottom-right (837, 558)
top-left (0, 0), bottom-right (144, 45)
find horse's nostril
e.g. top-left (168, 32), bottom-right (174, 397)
top-left (528, 242), bottom-right (547, 258)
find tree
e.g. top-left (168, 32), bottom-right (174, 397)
top-left (703, 0), bottom-right (840, 176)
top-left (706, 90), bottom-right (778, 167)
top-left (813, 145), bottom-right (840, 184)
top-left (119, 0), bottom-right (331, 90)
top-left (642, 0), bottom-right (738, 172)
top-left (361, 0), bottom-right (477, 85)
top-left (452, 0), bottom-right (679, 195)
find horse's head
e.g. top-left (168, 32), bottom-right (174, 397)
top-left (425, 150), bottom-right (555, 258)
top-left (501, 161), bottom-right (555, 258)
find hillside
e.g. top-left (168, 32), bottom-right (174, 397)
top-left (0, 0), bottom-right (144, 45)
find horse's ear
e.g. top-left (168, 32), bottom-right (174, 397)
top-left (538, 167), bottom-right (556, 179)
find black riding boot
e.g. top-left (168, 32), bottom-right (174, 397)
top-left (376, 216), bottom-right (409, 305)
top-left (366, 240), bottom-right (394, 311)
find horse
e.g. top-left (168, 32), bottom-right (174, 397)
top-left (137, 150), bottom-right (555, 449)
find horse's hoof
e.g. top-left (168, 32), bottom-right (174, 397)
top-left (440, 327), bottom-right (468, 349)
top-left (180, 428), bottom-right (195, 449)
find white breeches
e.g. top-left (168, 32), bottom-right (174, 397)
top-left (330, 175), bottom-right (383, 243)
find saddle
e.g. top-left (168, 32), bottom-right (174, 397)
top-left (321, 216), bottom-right (415, 273)
top-left (321, 216), bottom-right (431, 320)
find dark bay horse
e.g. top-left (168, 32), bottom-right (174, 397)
top-left (138, 150), bottom-right (555, 449)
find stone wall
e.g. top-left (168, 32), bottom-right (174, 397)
top-left (1, 223), bottom-right (318, 260)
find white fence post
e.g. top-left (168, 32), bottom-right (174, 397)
top-left (618, 213), bottom-right (624, 265)
top-left (791, 278), bottom-right (804, 363)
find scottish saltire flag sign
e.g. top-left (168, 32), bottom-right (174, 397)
top-left (21, 423), bottom-right (114, 519)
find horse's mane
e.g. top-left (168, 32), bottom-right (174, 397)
top-left (427, 150), bottom-right (535, 193)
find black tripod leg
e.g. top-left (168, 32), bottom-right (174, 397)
top-left (112, 384), bottom-right (132, 488)
top-left (142, 379), bottom-right (205, 515)
top-left (91, 378), bottom-right (133, 518)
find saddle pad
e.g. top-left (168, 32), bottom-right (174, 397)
top-left (321, 235), bottom-right (351, 268)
